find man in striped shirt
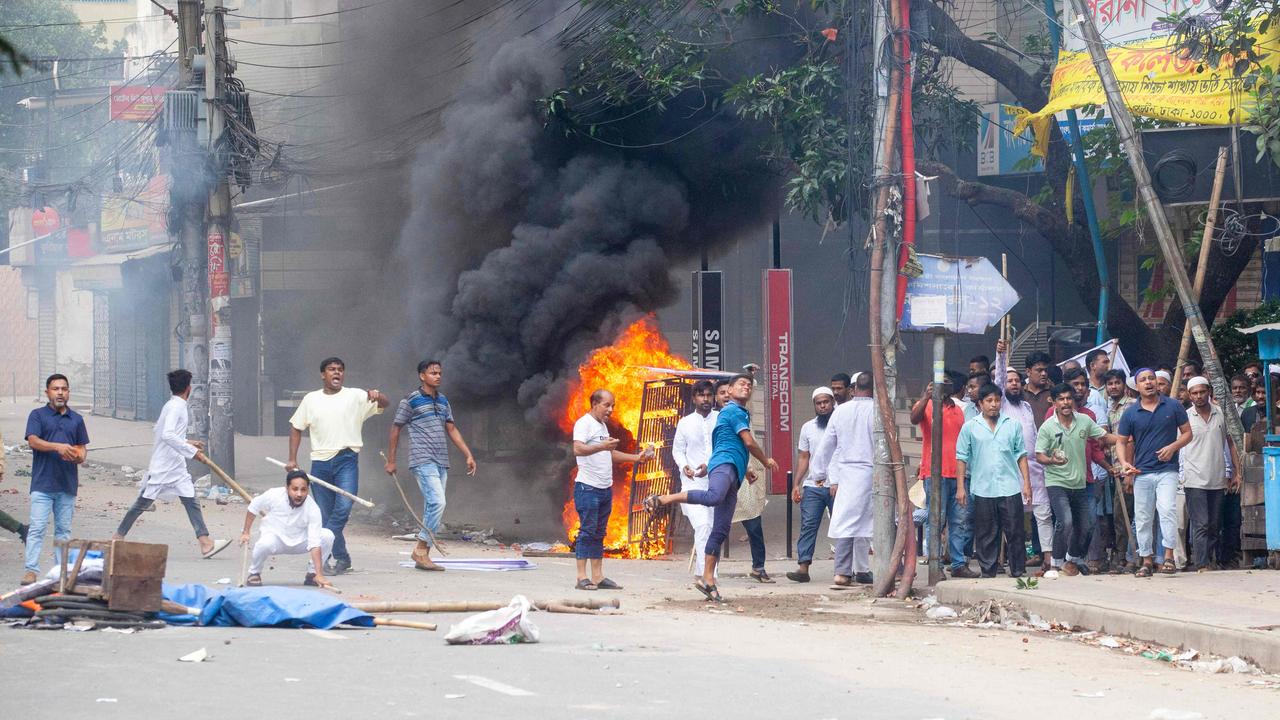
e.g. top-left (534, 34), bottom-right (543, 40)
top-left (386, 359), bottom-right (477, 571)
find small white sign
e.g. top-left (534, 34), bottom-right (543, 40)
top-left (909, 295), bottom-right (948, 326)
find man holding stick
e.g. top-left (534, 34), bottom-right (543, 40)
top-left (241, 470), bottom-right (333, 589)
top-left (113, 370), bottom-right (230, 559)
top-left (286, 357), bottom-right (388, 574)
top-left (385, 359), bottom-right (476, 572)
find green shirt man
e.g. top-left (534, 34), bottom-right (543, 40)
top-left (1036, 410), bottom-right (1105, 490)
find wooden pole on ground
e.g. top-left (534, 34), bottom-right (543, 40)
top-left (373, 617), bottom-right (438, 631)
top-left (1171, 146), bottom-right (1229, 395)
top-left (195, 454), bottom-right (253, 503)
top-left (351, 598), bottom-right (620, 614)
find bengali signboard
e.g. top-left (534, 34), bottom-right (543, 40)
top-left (100, 175), bottom-right (169, 252)
top-left (762, 269), bottom-right (793, 495)
top-left (109, 84), bottom-right (165, 122)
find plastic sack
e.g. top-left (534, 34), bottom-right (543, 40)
top-left (444, 595), bottom-right (540, 645)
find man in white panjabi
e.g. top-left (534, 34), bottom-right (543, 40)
top-left (672, 380), bottom-right (718, 581)
top-left (113, 369), bottom-right (229, 558)
top-left (812, 372), bottom-right (876, 586)
top-left (242, 470), bottom-right (334, 588)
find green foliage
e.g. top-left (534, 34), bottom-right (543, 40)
top-left (549, 0), bottom-right (975, 225)
top-left (1211, 300), bottom-right (1280, 376)
top-left (1015, 576), bottom-right (1038, 590)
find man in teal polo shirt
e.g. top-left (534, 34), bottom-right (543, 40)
top-left (957, 383), bottom-right (1032, 578)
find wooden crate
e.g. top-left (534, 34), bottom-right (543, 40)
top-left (57, 539), bottom-right (168, 613)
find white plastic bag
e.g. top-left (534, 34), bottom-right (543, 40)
top-left (444, 595), bottom-right (540, 645)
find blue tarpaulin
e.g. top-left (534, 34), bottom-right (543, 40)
top-left (160, 584), bottom-right (373, 629)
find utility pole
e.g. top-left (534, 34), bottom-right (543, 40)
top-left (175, 0), bottom-right (210, 446)
top-left (1067, 0), bottom-right (1245, 444)
top-left (205, 0), bottom-right (236, 477)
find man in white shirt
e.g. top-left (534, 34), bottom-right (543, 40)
top-left (241, 470), bottom-right (333, 588)
top-left (786, 387), bottom-right (835, 583)
top-left (812, 373), bottom-right (876, 585)
top-left (672, 380), bottom-right (717, 582)
top-left (572, 389), bottom-right (652, 591)
top-left (286, 357), bottom-right (388, 575)
top-left (113, 370), bottom-right (229, 559)
top-left (1182, 377), bottom-right (1241, 572)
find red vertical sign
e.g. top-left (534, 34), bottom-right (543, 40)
top-left (208, 232), bottom-right (230, 302)
top-left (763, 269), bottom-right (793, 494)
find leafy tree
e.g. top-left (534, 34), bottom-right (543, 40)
top-left (548, 0), bottom-right (1267, 366)
top-left (1, 0), bottom-right (126, 245)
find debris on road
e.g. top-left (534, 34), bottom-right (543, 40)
top-left (178, 647), bottom-right (208, 663)
top-left (444, 595), bottom-right (540, 645)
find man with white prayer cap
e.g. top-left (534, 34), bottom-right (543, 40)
top-left (786, 386), bottom-right (836, 583)
top-left (1155, 370), bottom-right (1173, 397)
top-left (1181, 376), bottom-right (1241, 572)
top-left (812, 372), bottom-right (876, 586)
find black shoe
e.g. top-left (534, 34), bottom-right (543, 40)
top-left (980, 571), bottom-right (997, 578)
top-left (331, 558), bottom-right (352, 575)
top-left (786, 570), bottom-right (811, 583)
top-left (996, 565), bottom-right (1007, 575)
top-left (17, 524), bottom-right (28, 545)
top-left (854, 572), bottom-right (873, 584)
top-left (950, 565), bottom-right (980, 579)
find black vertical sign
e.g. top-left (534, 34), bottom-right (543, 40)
top-left (693, 271), bottom-right (723, 371)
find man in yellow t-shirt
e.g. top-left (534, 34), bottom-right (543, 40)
top-left (286, 357), bottom-right (388, 574)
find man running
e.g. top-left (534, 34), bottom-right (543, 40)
top-left (286, 357), bottom-right (388, 575)
top-left (386, 359), bottom-right (477, 572)
top-left (241, 470), bottom-right (334, 589)
top-left (643, 374), bottom-right (779, 602)
top-left (113, 369), bottom-right (230, 559)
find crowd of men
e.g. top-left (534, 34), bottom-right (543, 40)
top-left (876, 342), bottom-right (1254, 579)
top-left (3, 343), bottom-right (1264, 595)
top-left (5, 357), bottom-right (476, 590)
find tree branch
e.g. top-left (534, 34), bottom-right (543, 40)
top-left (915, 0), bottom-right (1049, 111)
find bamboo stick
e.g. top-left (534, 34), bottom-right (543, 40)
top-left (379, 451), bottom-right (447, 556)
top-left (265, 457), bottom-right (375, 508)
top-left (350, 598), bottom-right (620, 614)
top-left (195, 454), bottom-right (253, 503)
top-left (373, 617), bottom-right (437, 631)
top-left (1171, 146), bottom-right (1229, 395)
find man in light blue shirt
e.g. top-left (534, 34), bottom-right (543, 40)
top-left (956, 383), bottom-right (1032, 578)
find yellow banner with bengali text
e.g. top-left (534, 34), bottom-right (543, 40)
top-left (1012, 30), bottom-right (1279, 141)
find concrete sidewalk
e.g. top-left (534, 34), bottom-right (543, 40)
top-left (935, 569), bottom-right (1280, 673)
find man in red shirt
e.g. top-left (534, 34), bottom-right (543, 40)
top-left (911, 375), bottom-right (977, 578)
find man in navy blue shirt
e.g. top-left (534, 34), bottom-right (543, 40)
top-left (22, 374), bottom-right (89, 585)
top-left (1116, 368), bottom-right (1191, 577)
top-left (643, 374), bottom-right (778, 602)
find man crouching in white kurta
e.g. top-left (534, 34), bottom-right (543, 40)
top-left (812, 372), bottom-right (876, 587)
top-left (241, 470), bottom-right (334, 589)
top-left (672, 380), bottom-right (718, 581)
top-left (113, 369), bottom-right (230, 559)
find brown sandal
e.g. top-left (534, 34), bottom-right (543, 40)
top-left (1159, 560), bottom-right (1178, 575)
top-left (1135, 563), bottom-right (1153, 578)
top-left (245, 573), bottom-right (263, 586)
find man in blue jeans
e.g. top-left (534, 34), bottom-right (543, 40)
top-left (645, 374), bottom-right (779, 602)
top-left (21, 374), bottom-right (89, 585)
top-left (287, 357), bottom-right (388, 575)
top-left (386, 359), bottom-right (477, 571)
top-left (910, 374), bottom-right (976, 578)
top-left (571, 389), bottom-right (653, 591)
top-left (786, 386), bottom-right (836, 583)
top-left (1116, 368), bottom-right (1192, 577)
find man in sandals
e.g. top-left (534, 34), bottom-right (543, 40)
top-left (1116, 368), bottom-right (1193, 577)
top-left (643, 374), bottom-right (779, 602)
top-left (811, 372), bottom-right (876, 587)
top-left (240, 470), bottom-right (333, 589)
top-left (672, 380), bottom-right (717, 584)
top-left (572, 389), bottom-right (654, 591)
top-left (113, 370), bottom-right (230, 559)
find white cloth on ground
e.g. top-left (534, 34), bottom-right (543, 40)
top-left (247, 486), bottom-right (324, 549)
top-left (249, 527), bottom-right (334, 574)
top-left (813, 397), bottom-right (875, 539)
top-left (140, 396), bottom-right (199, 501)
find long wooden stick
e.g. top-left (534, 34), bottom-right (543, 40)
top-left (195, 454), bottom-right (253, 503)
top-left (351, 598), bottom-right (620, 614)
top-left (373, 617), bottom-right (437, 631)
top-left (264, 457), bottom-right (375, 508)
top-left (1171, 146), bottom-right (1230, 395)
top-left (238, 541), bottom-right (250, 588)
top-left (1001, 253), bottom-right (1010, 344)
top-left (378, 451), bottom-right (448, 556)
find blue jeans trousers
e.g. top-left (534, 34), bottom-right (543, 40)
top-left (741, 515), bottom-right (766, 570)
top-left (310, 449), bottom-right (359, 563)
top-left (412, 462), bottom-right (448, 546)
top-left (574, 482), bottom-right (611, 560)
top-left (686, 464), bottom-right (740, 557)
top-left (796, 486), bottom-right (834, 564)
top-left (921, 477), bottom-right (971, 569)
top-left (26, 491), bottom-right (76, 573)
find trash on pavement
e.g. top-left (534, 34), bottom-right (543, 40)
top-left (924, 605), bottom-right (957, 620)
top-left (178, 647), bottom-right (208, 663)
top-left (444, 595), bottom-right (540, 645)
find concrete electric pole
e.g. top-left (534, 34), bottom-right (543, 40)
top-left (1066, 0), bottom-right (1245, 445)
top-left (205, 0), bottom-right (236, 477)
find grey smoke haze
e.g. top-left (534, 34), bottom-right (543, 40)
top-left (393, 32), bottom-right (779, 428)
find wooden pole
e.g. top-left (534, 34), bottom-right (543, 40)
top-left (379, 451), bottom-right (448, 555)
top-left (1068, 0), bottom-right (1244, 446)
top-left (351, 598), bottom-right (620, 614)
top-left (265, 457), bottom-right (375, 508)
top-left (1171, 146), bottom-right (1229, 395)
top-left (1001, 253), bottom-right (1010, 344)
top-left (373, 617), bottom-right (438, 631)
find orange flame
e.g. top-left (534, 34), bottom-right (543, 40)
top-left (561, 316), bottom-right (692, 557)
